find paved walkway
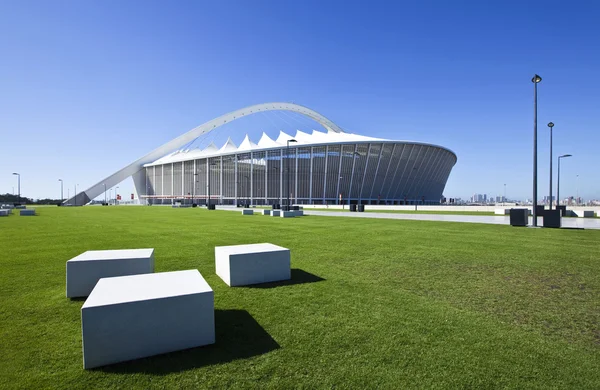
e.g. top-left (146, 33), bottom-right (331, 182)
top-left (301, 210), bottom-right (600, 229)
top-left (218, 206), bottom-right (600, 229)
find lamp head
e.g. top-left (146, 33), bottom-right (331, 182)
top-left (288, 139), bottom-right (297, 143)
top-left (548, 122), bottom-right (554, 128)
top-left (559, 154), bottom-right (572, 158)
top-left (12, 172), bottom-right (19, 175)
top-left (532, 74), bottom-right (542, 83)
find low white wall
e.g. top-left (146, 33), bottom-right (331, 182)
top-left (301, 204), bottom-right (600, 214)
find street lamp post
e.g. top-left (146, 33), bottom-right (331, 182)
top-left (12, 173), bottom-right (20, 203)
top-left (74, 184), bottom-right (78, 206)
top-left (548, 122), bottom-right (554, 209)
top-left (503, 183), bottom-right (506, 206)
top-left (58, 179), bottom-right (63, 202)
top-left (207, 161), bottom-right (217, 209)
top-left (286, 139), bottom-right (297, 210)
top-left (116, 186), bottom-right (119, 205)
top-left (532, 74), bottom-right (542, 226)
top-left (193, 173), bottom-right (198, 205)
top-left (557, 154), bottom-right (572, 207)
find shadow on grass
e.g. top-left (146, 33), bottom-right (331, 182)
top-left (99, 309), bottom-right (279, 374)
top-left (246, 268), bottom-right (325, 289)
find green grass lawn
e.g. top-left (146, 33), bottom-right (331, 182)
top-left (1, 207), bottom-right (599, 389)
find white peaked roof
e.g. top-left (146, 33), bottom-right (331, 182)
top-left (237, 134), bottom-right (259, 151)
top-left (202, 142), bottom-right (219, 153)
top-left (145, 129), bottom-right (390, 166)
top-left (218, 137), bottom-right (238, 153)
top-left (275, 130), bottom-right (295, 145)
top-left (257, 132), bottom-right (280, 148)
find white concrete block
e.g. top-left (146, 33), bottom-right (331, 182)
top-left (263, 209), bottom-right (271, 215)
top-left (20, 209), bottom-right (35, 216)
top-left (81, 269), bottom-right (214, 369)
top-left (215, 243), bottom-right (291, 287)
top-left (280, 211), bottom-right (295, 218)
top-left (242, 209), bottom-right (253, 215)
top-left (66, 249), bottom-right (154, 298)
top-left (271, 210), bottom-right (281, 217)
top-left (494, 208), bottom-right (510, 215)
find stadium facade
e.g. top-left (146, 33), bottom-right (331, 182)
top-left (65, 103), bottom-right (457, 206)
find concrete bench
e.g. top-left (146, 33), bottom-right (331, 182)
top-left (271, 210), bottom-right (281, 217)
top-left (294, 210), bottom-right (304, 217)
top-left (81, 269), bottom-right (214, 369)
top-left (280, 211), bottom-right (295, 218)
top-left (66, 249), bottom-right (154, 298)
top-left (20, 209), bottom-right (35, 216)
top-left (241, 209), bottom-right (254, 215)
top-left (263, 209), bottom-right (271, 216)
top-left (0, 209), bottom-right (9, 216)
top-left (494, 208), bottom-right (510, 215)
top-left (215, 243), bottom-right (291, 287)
top-left (575, 210), bottom-right (595, 218)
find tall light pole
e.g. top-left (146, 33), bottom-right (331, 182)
top-left (58, 179), bottom-right (63, 201)
top-left (557, 154), bottom-right (571, 207)
top-left (547, 122), bottom-right (554, 209)
top-left (193, 173), bottom-right (198, 205)
top-left (12, 173), bottom-right (20, 203)
top-left (74, 184), bottom-right (78, 206)
top-left (286, 139), bottom-right (297, 209)
top-left (532, 74), bottom-right (542, 226)
top-left (207, 161), bottom-right (217, 209)
top-left (116, 186), bottom-right (119, 205)
top-left (103, 183), bottom-right (107, 204)
top-left (503, 183), bottom-right (506, 206)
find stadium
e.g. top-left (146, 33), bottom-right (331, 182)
top-left (66, 103), bottom-right (457, 206)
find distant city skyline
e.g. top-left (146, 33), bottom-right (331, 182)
top-left (1, 1), bottom-right (599, 201)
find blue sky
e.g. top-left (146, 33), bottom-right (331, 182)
top-left (1, 0), bottom-right (598, 201)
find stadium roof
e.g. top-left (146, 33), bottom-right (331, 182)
top-left (146, 129), bottom-right (387, 166)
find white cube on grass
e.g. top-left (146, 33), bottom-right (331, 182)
top-left (280, 211), bottom-right (295, 218)
top-left (215, 243), bottom-right (291, 287)
top-left (66, 249), bottom-right (154, 298)
top-left (494, 208), bottom-right (510, 215)
top-left (81, 269), bottom-right (214, 369)
top-left (0, 209), bottom-right (9, 216)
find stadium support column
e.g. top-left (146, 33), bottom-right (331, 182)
top-left (347, 146), bottom-right (359, 206)
top-left (220, 156), bottom-right (223, 205)
top-left (250, 152), bottom-right (253, 206)
top-left (171, 163), bottom-right (174, 205)
top-left (279, 149), bottom-right (283, 205)
top-left (309, 147), bottom-right (313, 204)
top-left (322, 145), bottom-right (328, 204)
top-left (294, 147), bottom-right (298, 205)
top-left (234, 156), bottom-right (238, 206)
top-left (359, 144), bottom-right (372, 204)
